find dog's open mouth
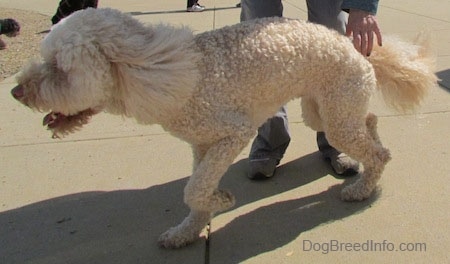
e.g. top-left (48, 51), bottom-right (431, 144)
top-left (43, 109), bottom-right (98, 139)
top-left (43, 112), bottom-right (68, 128)
top-left (12, 84), bottom-right (99, 139)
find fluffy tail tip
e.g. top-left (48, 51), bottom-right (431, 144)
top-left (370, 32), bottom-right (438, 113)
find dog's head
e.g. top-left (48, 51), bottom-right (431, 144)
top-left (12, 8), bottom-right (198, 137)
top-left (11, 13), bottom-right (114, 138)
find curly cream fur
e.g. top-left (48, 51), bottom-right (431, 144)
top-left (13, 8), bottom-right (436, 248)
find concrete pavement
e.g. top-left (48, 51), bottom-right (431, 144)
top-left (1, 0), bottom-right (449, 263)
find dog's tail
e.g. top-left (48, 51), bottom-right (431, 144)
top-left (368, 33), bottom-right (437, 112)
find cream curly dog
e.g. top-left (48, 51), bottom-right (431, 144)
top-left (11, 8), bottom-right (436, 248)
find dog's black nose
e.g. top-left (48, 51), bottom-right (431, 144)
top-left (11, 85), bottom-right (24, 100)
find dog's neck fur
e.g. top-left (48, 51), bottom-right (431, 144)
top-left (105, 24), bottom-right (202, 124)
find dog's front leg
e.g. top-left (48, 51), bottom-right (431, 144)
top-left (158, 136), bottom-right (250, 248)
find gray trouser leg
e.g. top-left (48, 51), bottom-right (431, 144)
top-left (306, 0), bottom-right (347, 34)
top-left (317, 131), bottom-right (335, 156)
top-left (242, 0), bottom-right (349, 161)
top-left (306, 0), bottom-right (348, 153)
top-left (249, 106), bottom-right (290, 161)
top-left (240, 0), bottom-right (283, 21)
top-left (241, 0), bottom-right (289, 162)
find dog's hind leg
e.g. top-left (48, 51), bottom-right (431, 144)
top-left (159, 134), bottom-right (251, 248)
top-left (365, 112), bottom-right (381, 144)
top-left (323, 113), bottom-right (391, 201)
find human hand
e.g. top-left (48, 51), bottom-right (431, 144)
top-left (346, 9), bottom-right (382, 56)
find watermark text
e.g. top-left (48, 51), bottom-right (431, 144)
top-left (302, 239), bottom-right (427, 254)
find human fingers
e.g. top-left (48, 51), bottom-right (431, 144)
top-left (367, 31), bottom-right (374, 56)
top-left (360, 31), bottom-right (369, 56)
top-left (352, 31), bottom-right (362, 54)
top-left (375, 27), bottom-right (382, 47)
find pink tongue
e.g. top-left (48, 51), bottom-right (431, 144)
top-left (43, 112), bottom-right (65, 127)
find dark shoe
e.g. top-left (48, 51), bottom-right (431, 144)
top-left (248, 158), bottom-right (279, 180)
top-left (0, 18), bottom-right (20, 37)
top-left (324, 150), bottom-right (359, 176)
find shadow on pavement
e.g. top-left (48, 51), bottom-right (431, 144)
top-left (0, 152), bottom-right (376, 263)
top-left (210, 152), bottom-right (378, 263)
top-left (210, 187), bottom-right (378, 263)
top-left (436, 68), bottom-right (450, 92)
top-left (0, 178), bottom-right (201, 264)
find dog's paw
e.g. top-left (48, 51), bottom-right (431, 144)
top-left (341, 182), bottom-right (373, 201)
top-left (158, 210), bottom-right (212, 249)
top-left (158, 226), bottom-right (198, 249)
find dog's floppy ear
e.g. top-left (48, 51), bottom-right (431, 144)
top-left (55, 44), bottom-right (82, 72)
top-left (54, 42), bottom-right (106, 73)
top-left (44, 38), bottom-right (112, 112)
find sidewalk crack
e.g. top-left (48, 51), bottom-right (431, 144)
top-left (205, 222), bottom-right (211, 264)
